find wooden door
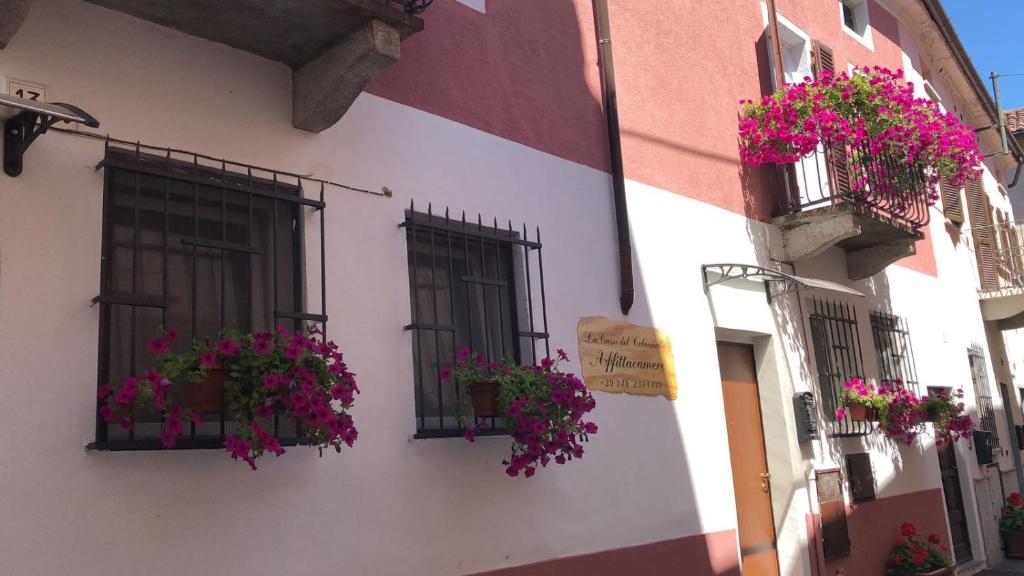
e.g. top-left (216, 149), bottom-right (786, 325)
top-left (718, 342), bottom-right (780, 576)
top-left (930, 385), bottom-right (973, 564)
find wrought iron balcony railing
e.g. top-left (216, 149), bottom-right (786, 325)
top-left (774, 140), bottom-right (931, 231)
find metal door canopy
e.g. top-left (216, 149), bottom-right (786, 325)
top-left (702, 263), bottom-right (865, 303)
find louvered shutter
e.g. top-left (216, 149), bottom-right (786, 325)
top-left (1010, 224), bottom-right (1023, 276)
top-left (812, 41), bottom-right (851, 196)
top-left (968, 178), bottom-right (999, 290)
top-left (998, 211), bottom-right (1012, 283)
top-left (940, 176), bottom-right (965, 224)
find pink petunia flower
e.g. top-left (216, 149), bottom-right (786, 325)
top-left (199, 351), bottom-right (218, 368)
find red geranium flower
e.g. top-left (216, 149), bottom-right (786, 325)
top-left (899, 522), bottom-right (917, 537)
top-left (1009, 492), bottom-right (1023, 508)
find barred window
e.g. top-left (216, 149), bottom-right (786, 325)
top-left (968, 343), bottom-right (1000, 453)
top-left (403, 205), bottom-right (549, 438)
top-left (91, 140), bottom-right (327, 450)
top-left (808, 297), bottom-right (869, 436)
top-left (869, 311), bottom-right (919, 392)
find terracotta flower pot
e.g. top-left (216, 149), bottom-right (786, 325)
top-left (186, 368), bottom-right (228, 413)
top-left (467, 380), bottom-right (500, 419)
top-left (847, 404), bottom-right (879, 422)
top-left (1006, 531), bottom-right (1024, 559)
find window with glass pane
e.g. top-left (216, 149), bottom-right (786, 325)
top-left (869, 311), bottom-right (919, 392)
top-left (403, 208), bottom-right (549, 438)
top-left (92, 143), bottom-right (324, 449)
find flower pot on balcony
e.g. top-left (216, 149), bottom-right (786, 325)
top-left (847, 404), bottom-right (879, 422)
top-left (1006, 531), bottom-right (1024, 559)
top-left (467, 380), bottom-right (500, 419)
top-left (186, 368), bottom-right (227, 413)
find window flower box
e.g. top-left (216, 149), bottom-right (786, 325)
top-left (450, 348), bottom-right (598, 478)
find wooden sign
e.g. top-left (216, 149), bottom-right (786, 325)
top-left (576, 316), bottom-right (677, 400)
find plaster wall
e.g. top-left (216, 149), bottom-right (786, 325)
top-left (0, 1), bottom-right (1021, 575)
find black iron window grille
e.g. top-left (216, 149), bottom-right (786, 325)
top-left (968, 343), bottom-right (1000, 453)
top-left (869, 311), bottom-right (920, 393)
top-left (808, 297), bottom-right (871, 436)
top-left (90, 139), bottom-right (328, 450)
top-left (401, 203), bottom-right (550, 438)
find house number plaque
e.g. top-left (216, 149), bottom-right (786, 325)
top-left (576, 316), bottom-right (677, 401)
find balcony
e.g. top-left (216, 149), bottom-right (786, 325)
top-left (0, 0), bottom-right (424, 132)
top-left (976, 220), bottom-right (1024, 327)
top-left (772, 141), bottom-right (930, 280)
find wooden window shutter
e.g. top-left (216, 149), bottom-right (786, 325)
top-left (940, 176), bottom-right (965, 224)
top-left (967, 178), bottom-right (998, 290)
top-left (811, 41), bottom-right (836, 78)
top-left (846, 453), bottom-right (876, 503)
top-left (816, 468), bottom-right (851, 559)
top-left (1011, 224), bottom-right (1023, 274)
top-left (811, 41), bottom-right (851, 197)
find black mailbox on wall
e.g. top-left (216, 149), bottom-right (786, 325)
top-left (793, 392), bottom-right (817, 443)
top-left (974, 430), bottom-right (993, 465)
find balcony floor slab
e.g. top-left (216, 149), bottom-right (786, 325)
top-left (774, 204), bottom-right (923, 278)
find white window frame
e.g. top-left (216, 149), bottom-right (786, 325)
top-left (839, 0), bottom-right (874, 51)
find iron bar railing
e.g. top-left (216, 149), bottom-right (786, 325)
top-left (89, 139), bottom-right (327, 450)
top-left (869, 311), bottom-right (920, 394)
top-left (808, 297), bottom-right (872, 437)
top-left (969, 343), bottom-right (1000, 453)
top-left (775, 140), bottom-right (931, 230)
top-left (401, 203), bottom-right (549, 438)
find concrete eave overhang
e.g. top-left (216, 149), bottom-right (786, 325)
top-left (980, 287), bottom-right (1024, 322)
top-left (1, 0), bottom-right (424, 133)
top-left (883, 0), bottom-right (1024, 173)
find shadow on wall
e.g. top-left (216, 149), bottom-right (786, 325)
top-left (807, 488), bottom-right (951, 576)
top-left (372, 1), bottom-right (739, 574)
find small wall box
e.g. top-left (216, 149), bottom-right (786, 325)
top-left (793, 392), bottom-right (817, 443)
top-left (974, 430), bottom-right (993, 466)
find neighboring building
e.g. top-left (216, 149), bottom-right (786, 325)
top-left (1006, 107), bottom-right (1024, 218)
top-left (2, 1), bottom-right (1024, 575)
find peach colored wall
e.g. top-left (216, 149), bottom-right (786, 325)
top-left (366, 0), bottom-right (609, 174)
top-left (369, 0), bottom-right (937, 275)
top-left (808, 488), bottom-right (952, 576)
top-left (470, 530), bottom-right (740, 576)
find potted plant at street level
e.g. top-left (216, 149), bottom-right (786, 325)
top-left (837, 377), bottom-right (890, 422)
top-left (1000, 492), bottom-right (1024, 558)
top-left (448, 348), bottom-right (598, 478)
top-left (886, 522), bottom-right (953, 575)
top-left (99, 326), bottom-right (359, 469)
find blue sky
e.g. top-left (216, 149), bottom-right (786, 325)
top-left (944, 0), bottom-right (1024, 111)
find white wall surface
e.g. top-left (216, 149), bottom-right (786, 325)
top-left (1, 1), bottom-right (1021, 575)
top-left (0, 2), bottom-right (739, 575)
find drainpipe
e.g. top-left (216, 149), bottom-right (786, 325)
top-left (592, 0), bottom-right (633, 315)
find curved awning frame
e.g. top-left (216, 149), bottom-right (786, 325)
top-left (701, 263), bottom-right (864, 303)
